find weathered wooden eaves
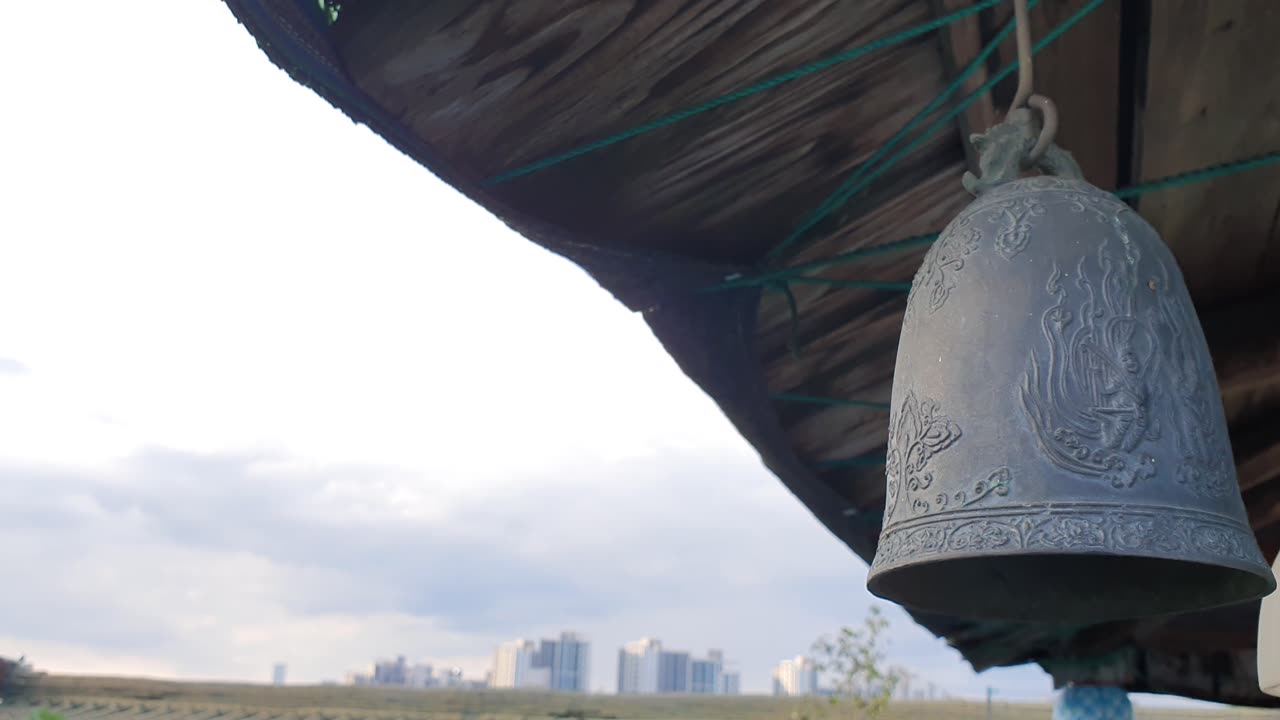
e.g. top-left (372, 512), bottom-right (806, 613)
top-left (220, 0), bottom-right (1280, 705)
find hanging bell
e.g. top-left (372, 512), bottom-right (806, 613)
top-left (866, 107), bottom-right (1275, 622)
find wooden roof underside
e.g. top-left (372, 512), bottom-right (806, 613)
top-left (222, 0), bottom-right (1280, 706)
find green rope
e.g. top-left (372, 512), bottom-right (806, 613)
top-left (771, 393), bottom-right (891, 410)
top-left (1115, 150), bottom-right (1280, 198)
top-left (314, 0), bottom-right (340, 25)
top-left (770, 282), bottom-right (803, 359)
top-left (816, 454), bottom-right (888, 470)
top-left (789, 277), bottom-right (912, 291)
top-left (707, 234), bottom-right (938, 292)
top-left (720, 147), bottom-right (1280, 296)
top-left (482, 0), bottom-right (1009, 185)
top-left (768, 0), bottom-right (1100, 263)
top-left (765, 3), bottom-right (1035, 262)
top-left (771, 147), bottom-right (1280, 460)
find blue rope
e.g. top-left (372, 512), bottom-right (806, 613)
top-left (483, 0), bottom-right (1009, 185)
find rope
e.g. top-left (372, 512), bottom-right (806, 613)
top-left (774, 147), bottom-right (1280, 469)
top-left (707, 234), bottom-right (939, 291)
top-left (482, 0), bottom-right (1009, 185)
top-left (816, 454), bottom-right (889, 470)
top-left (764, 3), bottom-right (1033, 262)
top-left (1115, 150), bottom-right (1280, 198)
top-left (790, 277), bottom-right (912, 291)
top-left (720, 148), bottom-right (1280, 294)
top-left (770, 282), bottom-right (803, 359)
top-left (314, 0), bottom-right (340, 25)
top-left (767, 0), bottom-right (1101, 263)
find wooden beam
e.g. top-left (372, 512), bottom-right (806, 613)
top-left (1203, 291), bottom-right (1280, 406)
top-left (928, 0), bottom-right (999, 175)
top-left (1235, 422), bottom-right (1280, 493)
top-left (1245, 480), bottom-right (1280, 531)
top-left (1136, 0), bottom-right (1280, 308)
top-left (1114, 0), bottom-right (1151, 190)
top-left (995, 0), bottom-right (1123, 189)
top-left (333, 0), bottom-right (966, 264)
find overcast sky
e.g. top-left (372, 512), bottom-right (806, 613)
top-left (0, 0), bottom-right (1206, 706)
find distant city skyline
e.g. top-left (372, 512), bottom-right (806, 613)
top-left (617, 639), bottom-right (739, 696)
top-left (323, 633), bottom-right (749, 696)
top-left (491, 632), bottom-right (590, 692)
top-left (0, 0), bottom-right (1056, 705)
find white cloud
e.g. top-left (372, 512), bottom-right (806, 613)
top-left (0, 0), bottom-right (1056, 702)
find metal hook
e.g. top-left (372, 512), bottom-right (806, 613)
top-left (1026, 94), bottom-right (1058, 164)
top-left (1009, 0), bottom-right (1034, 113)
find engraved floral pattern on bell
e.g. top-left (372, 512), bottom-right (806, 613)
top-left (868, 173), bottom-right (1275, 622)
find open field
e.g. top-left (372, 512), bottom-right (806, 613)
top-left (4, 676), bottom-right (1280, 720)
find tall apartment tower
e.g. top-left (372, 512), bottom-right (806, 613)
top-left (617, 638), bottom-right (662, 694)
top-left (689, 650), bottom-right (722, 694)
top-left (496, 632), bottom-right (589, 691)
top-left (550, 632), bottom-right (590, 692)
top-left (657, 651), bottom-right (690, 693)
top-left (771, 656), bottom-right (818, 696)
top-left (493, 640), bottom-right (548, 689)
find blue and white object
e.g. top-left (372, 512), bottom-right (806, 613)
top-left (1260, 555), bottom-right (1280, 697)
top-left (1052, 685), bottom-right (1132, 720)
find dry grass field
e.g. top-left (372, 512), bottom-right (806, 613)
top-left (3, 676), bottom-right (1279, 720)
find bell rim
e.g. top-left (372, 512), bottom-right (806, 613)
top-left (867, 500), bottom-right (1274, 621)
top-left (867, 551), bottom-right (1276, 623)
top-left (870, 501), bottom-right (1269, 574)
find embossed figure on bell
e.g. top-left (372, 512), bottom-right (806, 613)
top-left (866, 108), bottom-right (1276, 622)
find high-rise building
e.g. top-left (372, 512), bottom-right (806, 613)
top-left (532, 639), bottom-right (557, 671)
top-left (551, 632), bottom-right (590, 692)
top-left (495, 633), bottom-right (588, 691)
top-left (689, 649), bottom-right (723, 695)
top-left (719, 671), bottom-right (741, 695)
top-left (494, 640), bottom-right (542, 689)
top-left (373, 656), bottom-right (408, 686)
top-left (617, 638), bottom-right (662, 694)
top-left (271, 663), bottom-right (287, 687)
top-left (772, 656), bottom-right (818, 696)
top-left (657, 651), bottom-right (689, 693)
top-left (406, 663), bottom-right (434, 689)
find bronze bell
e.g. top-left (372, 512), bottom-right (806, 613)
top-left (866, 108), bottom-right (1275, 622)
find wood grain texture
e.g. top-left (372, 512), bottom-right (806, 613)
top-left (928, 0), bottom-right (998, 174)
top-left (1204, 291), bottom-right (1280, 434)
top-left (994, 0), bottom-right (1123, 189)
top-left (1137, 0), bottom-right (1280, 308)
top-left (334, 0), bottom-right (959, 262)
top-left (291, 0), bottom-right (1280, 704)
